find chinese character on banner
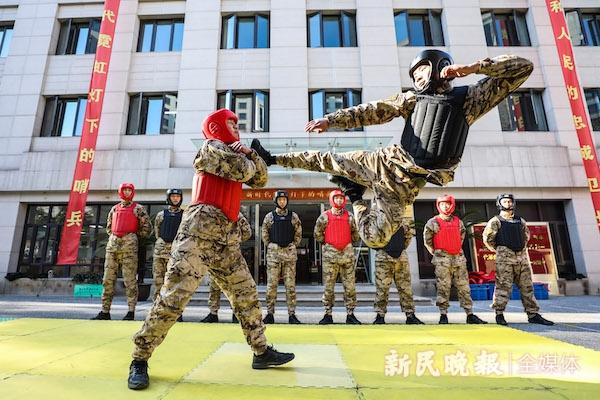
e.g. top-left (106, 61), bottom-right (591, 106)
top-left (415, 351), bottom-right (440, 377)
top-left (444, 351), bottom-right (469, 376)
top-left (566, 85), bottom-right (579, 100)
top-left (474, 350), bottom-right (503, 376)
top-left (549, 0), bottom-right (562, 13)
top-left (57, 0), bottom-right (122, 264)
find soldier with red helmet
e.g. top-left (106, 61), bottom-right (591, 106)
top-left (92, 183), bottom-right (152, 321)
top-left (424, 195), bottom-right (487, 325)
top-left (128, 109), bottom-right (294, 391)
top-left (314, 189), bottom-right (361, 325)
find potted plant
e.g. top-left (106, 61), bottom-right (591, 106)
top-left (72, 272), bottom-right (104, 298)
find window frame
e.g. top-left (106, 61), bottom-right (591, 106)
top-left (137, 18), bottom-right (185, 52)
top-left (221, 13), bottom-right (270, 49)
top-left (40, 96), bottom-right (88, 137)
top-left (126, 92), bottom-right (178, 135)
top-left (307, 11), bottom-right (357, 48)
top-left (566, 9), bottom-right (600, 46)
top-left (394, 10), bottom-right (444, 46)
top-left (584, 88), bottom-right (600, 131)
top-left (308, 89), bottom-right (362, 131)
top-left (56, 18), bottom-right (101, 55)
top-left (217, 90), bottom-right (270, 132)
top-left (0, 23), bottom-right (14, 57)
top-left (481, 10), bottom-right (531, 47)
top-left (498, 89), bottom-right (548, 132)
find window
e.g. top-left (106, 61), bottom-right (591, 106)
top-left (0, 24), bottom-right (13, 57)
top-left (307, 11), bottom-right (357, 48)
top-left (309, 89), bottom-right (362, 130)
top-left (566, 10), bottom-right (600, 46)
top-left (138, 19), bottom-right (184, 52)
top-left (217, 90), bottom-right (269, 132)
top-left (482, 10), bottom-right (531, 46)
top-left (394, 10), bottom-right (444, 46)
top-left (497, 90), bottom-right (548, 132)
top-left (584, 88), bottom-right (600, 131)
top-left (56, 19), bottom-right (100, 55)
top-left (221, 14), bottom-right (269, 49)
top-left (127, 93), bottom-right (177, 135)
top-left (40, 96), bottom-right (88, 137)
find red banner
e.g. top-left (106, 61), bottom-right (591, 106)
top-left (57, 1), bottom-right (121, 264)
top-left (546, 0), bottom-right (600, 230)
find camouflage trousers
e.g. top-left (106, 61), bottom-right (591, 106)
top-left (132, 234), bottom-right (267, 360)
top-left (492, 246), bottom-right (539, 316)
top-left (101, 233), bottom-right (138, 312)
top-left (265, 243), bottom-right (297, 315)
top-left (208, 278), bottom-right (223, 314)
top-left (322, 244), bottom-right (356, 314)
top-left (433, 251), bottom-right (473, 314)
top-left (152, 238), bottom-right (172, 301)
top-left (374, 250), bottom-right (415, 315)
top-left (276, 148), bottom-right (453, 248)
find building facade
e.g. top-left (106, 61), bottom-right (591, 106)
top-left (0, 0), bottom-right (599, 295)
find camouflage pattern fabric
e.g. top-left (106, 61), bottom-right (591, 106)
top-left (320, 244), bottom-right (357, 314)
top-left (483, 213), bottom-right (539, 316)
top-left (132, 142), bottom-right (269, 360)
top-left (102, 201), bottom-right (152, 312)
top-left (432, 252), bottom-right (473, 314)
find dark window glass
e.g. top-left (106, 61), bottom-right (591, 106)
top-left (309, 89), bottom-right (362, 131)
top-left (584, 88), bottom-right (600, 131)
top-left (394, 11), bottom-right (444, 46)
top-left (221, 14), bottom-right (269, 49)
top-left (56, 19), bottom-right (101, 55)
top-left (498, 90), bottom-right (548, 131)
top-left (40, 97), bottom-right (88, 137)
top-left (0, 24), bottom-right (13, 57)
top-left (127, 93), bottom-right (178, 135)
top-left (137, 19), bottom-right (184, 52)
top-left (308, 12), bottom-right (357, 48)
top-left (482, 11), bottom-right (531, 46)
top-left (217, 90), bottom-right (269, 132)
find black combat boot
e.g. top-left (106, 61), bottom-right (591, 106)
top-left (373, 314), bottom-right (385, 324)
top-left (250, 139), bottom-right (277, 166)
top-left (327, 175), bottom-right (366, 203)
top-left (466, 314), bottom-right (488, 324)
top-left (201, 313), bottom-right (219, 323)
top-left (122, 311), bottom-right (135, 321)
top-left (496, 314), bottom-right (508, 326)
top-left (263, 313), bottom-right (275, 324)
top-left (127, 360), bottom-right (149, 390)
top-left (528, 313), bottom-right (554, 326)
top-left (439, 314), bottom-right (448, 324)
top-left (346, 313), bottom-right (362, 325)
top-left (319, 314), bottom-right (333, 325)
top-left (288, 314), bottom-right (301, 324)
top-left (177, 315), bottom-right (183, 322)
top-left (232, 314), bottom-right (239, 324)
top-left (252, 345), bottom-right (295, 369)
top-left (406, 313), bottom-right (425, 325)
top-left (91, 311), bottom-right (111, 320)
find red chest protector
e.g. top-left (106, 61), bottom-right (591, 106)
top-left (191, 172), bottom-right (242, 222)
top-left (324, 209), bottom-right (352, 251)
top-left (432, 216), bottom-right (462, 255)
top-left (112, 203), bottom-right (139, 237)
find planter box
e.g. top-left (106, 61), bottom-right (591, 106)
top-left (74, 284), bottom-right (103, 298)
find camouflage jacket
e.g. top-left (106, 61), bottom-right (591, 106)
top-left (261, 208), bottom-right (302, 247)
top-left (423, 214), bottom-right (466, 255)
top-left (106, 201), bottom-right (152, 239)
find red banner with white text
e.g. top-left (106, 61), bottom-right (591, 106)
top-left (546, 0), bottom-right (600, 231)
top-left (57, 0), bottom-right (121, 264)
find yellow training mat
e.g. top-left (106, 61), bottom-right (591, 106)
top-left (0, 318), bottom-right (599, 400)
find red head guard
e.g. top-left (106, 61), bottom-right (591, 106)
top-left (436, 194), bottom-right (455, 216)
top-left (118, 183), bottom-right (135, 202)
top-left (202, 109), bottom-right (239, 144)
top-left (329, 189), bottom-right (347, 209)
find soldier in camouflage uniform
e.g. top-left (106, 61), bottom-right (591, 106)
top-left (252, 51), bottom-right (533, 250)
top-left (315, 190), bottom-right (361, 324)
top-left (483, 194), bottom-right (554, 326)
top-left (92, 183), bottom-right (152, 321)
top-left (424, 195), bottom-right (486, 324)
top-left (373, 218), bottom-right (424, 325)
top-left (261, 190), bottom-right (302, 324)
top-left (201, 212), bottom-right (252, 324)
top-left (128, 109), bottom-right (294, 391)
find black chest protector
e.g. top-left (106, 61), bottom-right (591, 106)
top-left (269, 211), bottom-right (294, 247)
top-left (383, 227), bottom-right (406, 258)
top-left (495, 216), bottom-right (525, 252)
top-left (401, 86), bottom-right (469, 170)
top-left (159, 209), bottom-right (183, 243)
